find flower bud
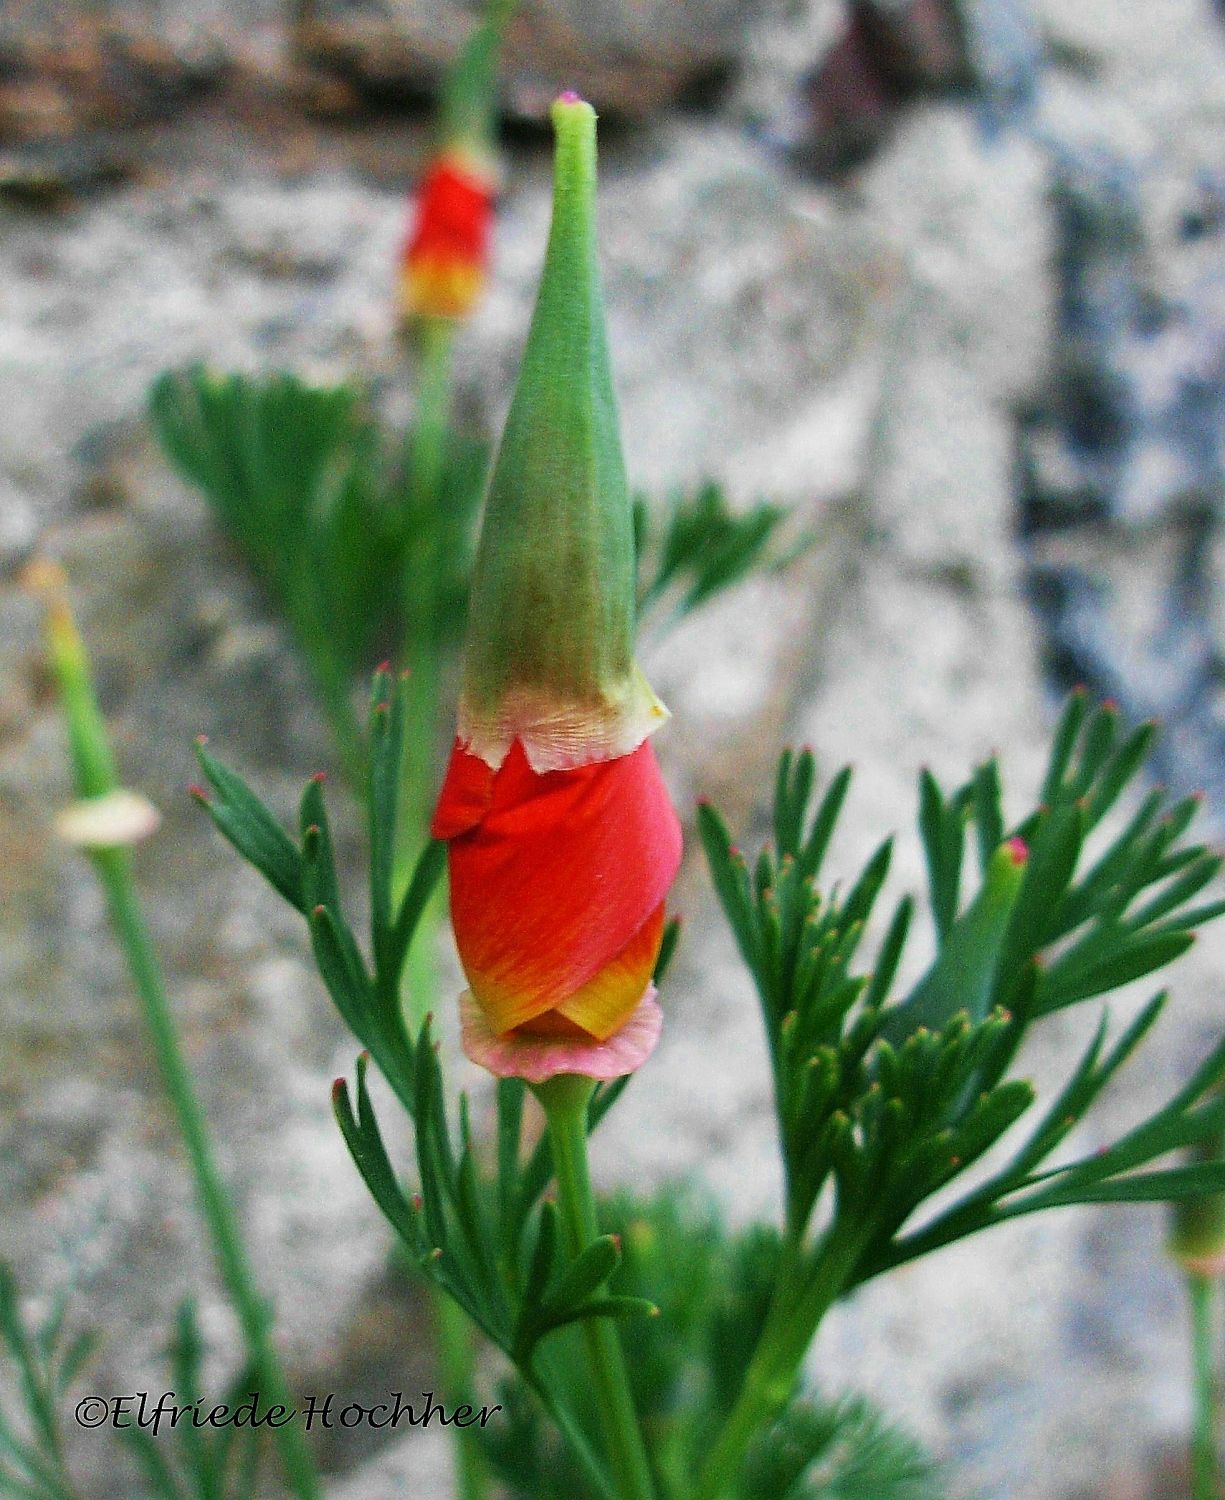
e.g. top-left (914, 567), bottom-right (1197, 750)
top-left (23, 559), bottom-right (162, 851)
top-left (431, 96), bottom-right (681, 1082)
top-left (398, 3), bottom-right (504, 323)
top-left (400, 150), bottom-right (495, 322)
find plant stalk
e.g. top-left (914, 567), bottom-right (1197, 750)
top-left (32, 564), bottom-right (321, 1500)
top-left (1189, 1271), bottom-right (1219, 1500)
top-left (390, 314), bottom-right (491, 1498)
top-left (92, 851), bottom-right (322, 1500)
top-left (537, 1077), bottom-right (658, 1500)
top-left (395, 310), bottom-right (453, 1069)
top-left (394, 312), bottom-right (454, 930)
top-left (691, 1226), bottom-right (865, 1500)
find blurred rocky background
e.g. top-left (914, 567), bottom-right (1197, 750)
top-left (2, 1), bottom-right (1225, 1497)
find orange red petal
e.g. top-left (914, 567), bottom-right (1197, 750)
top-left (432, 738), bottom-right (682, 1044)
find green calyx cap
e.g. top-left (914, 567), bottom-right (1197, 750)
top-left (459, 94), bottom-right (666, 771)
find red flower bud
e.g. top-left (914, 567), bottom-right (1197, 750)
top-left (429, 97), bottom-right (681, 1082)
top-left (400, 151), bottom-right (494, 322)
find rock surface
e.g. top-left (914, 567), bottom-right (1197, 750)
top-left (2, 3), bottom-right (1225, 1498)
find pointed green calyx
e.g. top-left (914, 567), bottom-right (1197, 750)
top-left (458, 94), bottom-right (667, 771)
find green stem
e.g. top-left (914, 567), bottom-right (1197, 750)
top-left (691, 1227), bottom-right (864, 1500)
top-left (1189, 1271), bottom-right (1219, 1500)
top-left (390, 316), bottom-right (490, 1498)
top-left (529, 1364), bottom-right (619, 1500)
top-left (395, 313), bottom-right (455, 1019)
top-left (435, 1290), bottom-right (487, 1500)
top-left (91, 849), bottom-right (321, 1500)
top-left (537, 1077), bottom-right (657, 1500)
top-left (34, 568), bottom-right (321, 1500)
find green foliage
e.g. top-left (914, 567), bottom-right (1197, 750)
top-left (0, 1263), bottom-right (94, 1500)
top-left (740, 1397), bottom-right (943, 1500)
top-left (120, 1303), bottom-right (261, 1500)
top-left (0, 1272), bottom-right (269, 1500)
top-left (634, 482), bottom-right (805, 629)
top-left (149, 366), bottom-right (485, 780)
top-left (149, 368), bottom-right (394, 675)
top-left (699, 695), bottom-right (1225, 1276)
top-left (476, 1189), bottom-right (943, 1500)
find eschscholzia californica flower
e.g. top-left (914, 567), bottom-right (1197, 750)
top-left (400, 150), bottom-right (495, 322)
top-left (398, 1), bottom-right (505, 323)
top-left (430, 94), bottom-right (682, 1084)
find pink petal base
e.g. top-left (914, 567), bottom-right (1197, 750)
top-left (460, 985), bottom-right (662, 1084)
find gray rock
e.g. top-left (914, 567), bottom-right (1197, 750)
top-left (1, 4), bottom-right (1224, 1498)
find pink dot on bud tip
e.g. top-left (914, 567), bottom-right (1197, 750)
top-left (558, 90), bottom-right (582, 104)
top-left (312, 771), bottom-right (327, 783)
top-left (1006, 837), bottom-right (1029, 864)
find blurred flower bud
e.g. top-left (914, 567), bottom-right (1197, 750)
top-left (398, 1), bottom-right (507, 323)
top-left (400, 150), bottom-right (495, 322)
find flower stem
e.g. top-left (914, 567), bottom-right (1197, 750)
top-left (394, 313), bottom-right (454, 931)
top-left (435, 1289), bottom-right (488, 1500)
top-left (92, 850), bottom-right (322, 1500)
top-left (389, 316), bottom-right (490, 1499)
top-left (536, 1076), bottom-right (658, 1500)
top-left (395, 311), bottom-right (453, 1071)
top-left (31, 565), bottom-right (320, 1500)
top-left (1189, 1271), bottom-right (1219, 1500)
top-left (690, 1226), bottom-right (864, 1500)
